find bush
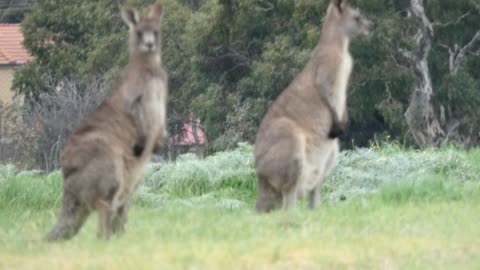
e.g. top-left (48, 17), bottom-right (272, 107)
top-left (0, 102), bottom-right (37, 169)
top-left (324, 145), bottom-right (476, 202)
top-left (140, 143), bottom-right (256, 207)
top-left (26, 76), bottom-right (112, 171)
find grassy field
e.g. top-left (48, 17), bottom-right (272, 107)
top-left (1, 144), bottom-right (480, 269)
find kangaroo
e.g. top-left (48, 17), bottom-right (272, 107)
top-left (255, 0), bottom-right (371, 212)
top-left (43, 2), bottom-right (168, 241)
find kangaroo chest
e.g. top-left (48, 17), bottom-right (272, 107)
top-left (332, 51), bottom-right (352, 118)
top-left (116, 78), bottom-right (167, 206)
top-left (143, 77), bottom-right (167, 135)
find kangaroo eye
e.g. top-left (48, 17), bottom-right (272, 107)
top-left (136, 31), bottom-right (143, 39)
top-left (355, 16), bottom-right (361, 22)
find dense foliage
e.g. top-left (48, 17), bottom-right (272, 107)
top-left (0, 0), bottom-right (34, 23)
top-left (13, 0), bottom-right (480, 150)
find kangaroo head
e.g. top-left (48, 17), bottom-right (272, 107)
top-left (330, 0), bottom-right (372, 38)
top-left (121, 2), bottom-right (163, 54)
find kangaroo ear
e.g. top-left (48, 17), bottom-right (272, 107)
top-left (121, 7), bottom-right (139, 28)
top-left (332, 0), bottom-right (343, 13)
top-left (149, 2), bottom-right (163, 20)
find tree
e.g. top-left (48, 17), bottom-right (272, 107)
top-left (13, 0), bottom-right (191, 114)
top-left (13, 0), bottom-right (126, 101)
top-left (0, 0), bottom-right (35, 23)
top-left (398, 0), bottom-right (480, 147)
top-left (13, 0), bottom-right (480, 152)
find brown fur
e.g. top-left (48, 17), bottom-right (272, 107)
top-left (255, 0), bottom-right (372, 212)
top-left (43, 2), bottom-right (168, 241)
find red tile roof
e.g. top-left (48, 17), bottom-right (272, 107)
top-left (0, 24), bottom-right (32, 65)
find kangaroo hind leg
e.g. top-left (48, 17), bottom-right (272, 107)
top-left (256, 176), bottom-right (282, 213)
top-left (43, 191), bottom-right (90, 242)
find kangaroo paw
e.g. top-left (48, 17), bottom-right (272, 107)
top-left (328, 122), bottom-right (347, 139)
top-left (133, 135), bottom-right (146, 157)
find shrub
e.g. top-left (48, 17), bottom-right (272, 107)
top-left (26, 76), bottom-right (112, 171)
top-left (0, 102), bottom-right (37, 169)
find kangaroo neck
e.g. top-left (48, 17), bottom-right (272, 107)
top-left (317, 10), bottom-right (350, 52)
top-left (129, 52), bottom-right (162, 70)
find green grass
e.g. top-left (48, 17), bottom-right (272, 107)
top-left (1, 144), bottom-right (480, 269)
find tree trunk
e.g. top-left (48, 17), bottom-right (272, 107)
top-left (402, 0), bottom-right (445, 148)
top-left (186, 0), bottom-right (200, 10)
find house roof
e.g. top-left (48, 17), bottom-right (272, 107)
top-left (174, 118), bottom-right (208, 146)
top-left (0, 24), bottom-right (32, 65)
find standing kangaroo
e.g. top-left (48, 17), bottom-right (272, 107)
top-left (255, 0), bottom-right (371, 212)
top-left (44, 2), bottom-right (168, 241)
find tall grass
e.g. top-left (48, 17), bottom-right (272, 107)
top-left (1, 143), bottom-right (479, 211)
top-left (324, 144), bottom-right (478, 201)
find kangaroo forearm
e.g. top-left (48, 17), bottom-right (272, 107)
top-left (128, 95), bottom-right (146, 139)
top-left (322, 95), bottom-right (340, 124)
top-left (128, 95), bottom-right (147, 157)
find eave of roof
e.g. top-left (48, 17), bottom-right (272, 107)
top-left (0, 63), bottom-right (22, 67)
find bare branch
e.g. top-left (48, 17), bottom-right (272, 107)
top-left (438, 43), bottom-right (454, 55)
top-left (461, 31), bottom-right (480, 54)
top-left (255, 0), bottom-right (274, 12)
top-left (443, 31), bottom-right (480, 74)
top-left (398, 48), bottom-right (415, 62)
top-left (438, 43), bottom-right (456, 73)
top-left (472, 0), bottom-right (480, 12)
top-left (432, 12), bottom-right (471, 28)
top-left (388, 53), bottom-right (411, 72)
